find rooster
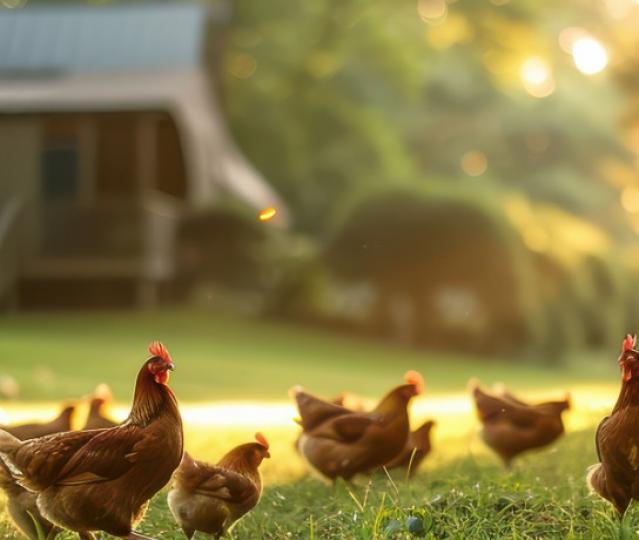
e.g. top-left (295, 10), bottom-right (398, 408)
top-left (589, 334), bottom-right (639, 515)
top-left (82, 384), bottom-right (118, 430)
top-left (168, 433), bottom-right (270, 538)
top-left (1, 404), bottom-right (76, 440)
top-left (470, 379), bottom-right (569, 468)
top-left (0, 342), bottom-right (183, 540)
top-left (294, 371), bottom-right (423, 480)
top-left (385, 420), bottom-right (435, 476)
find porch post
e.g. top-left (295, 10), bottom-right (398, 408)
top-left (136, 114), bottom-right (159, 308)
top-left (136, 114), bottom-right (158, 193)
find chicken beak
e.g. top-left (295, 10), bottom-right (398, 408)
top-left (167, 363), bottom-right (175, 372)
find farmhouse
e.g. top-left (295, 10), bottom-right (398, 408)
top-left (0, 2), bottom-right (283, 308)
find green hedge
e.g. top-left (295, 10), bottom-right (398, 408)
top-left (323, 184), bottom-right (637, 359)
top-left (324, 184), bottom-right (543, 355)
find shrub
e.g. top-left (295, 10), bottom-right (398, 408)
top-left (324, 184), bottom-right (542, 356)
top-left (175, 201), bottom-right (271, 296)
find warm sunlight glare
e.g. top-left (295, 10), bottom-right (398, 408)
top-left (520, 57), bottom-right (555, 98)
top-left (258, 207), bottom-right (277, 222)
top-left (0, 386), bottom-right (618, 442)
top-left (571, 37), bottom-right (608, 75)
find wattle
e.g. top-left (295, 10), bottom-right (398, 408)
top-left (155, 371), bottom-right (170, 385)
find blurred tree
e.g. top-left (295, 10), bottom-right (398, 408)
top-left (223, 0), bottom-right (426, 233)
top-left (223, 0), bottom-right (632, 238)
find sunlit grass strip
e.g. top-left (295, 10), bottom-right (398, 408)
top-left (0, 383), bottom-right (618, 428)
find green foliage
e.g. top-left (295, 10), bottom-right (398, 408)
top-left (222, 0), bottom-right (637, 360)
top-left (223, 0), bottom-right (425, 233)
top-left (224, 0), bottom-right (631, 237)
top-left (176, 200), bottom-right (271, 292)
top-left (323, 182), bottom-right (639, 358)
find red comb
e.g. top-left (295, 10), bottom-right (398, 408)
top-left (149, 341), bottom-right (172, 364)
top-left (622, 334), bottom-right (636, 353)
top-left (404, 370), bottom-right (424, 393)
top-left (255, 432), bottom-right (269, 449)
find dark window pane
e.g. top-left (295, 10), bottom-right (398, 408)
top-left (42, 147), bottom-right (78, 200)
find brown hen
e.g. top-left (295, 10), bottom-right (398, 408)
top-left (470, 379), bottom-right (569, 468)
top-left (82, 384), bottom-right (118, 430)
top-left (0, 341), bottom-right (183, 540)
top-left (384, 420), bottom-right (435, 476)
top-left (168, 433), bottom-right (270, 538)
top-left (1, 404), bottom-right (75, 440)
top-left (295, 371), bottom-right (423, 480)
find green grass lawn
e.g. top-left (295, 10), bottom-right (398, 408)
top-left (0, 309), bottom-right (619, 401)
top-left (0, 310), bottom-right (629, 538)
top-left (0, 429), bottom-right (631, 539)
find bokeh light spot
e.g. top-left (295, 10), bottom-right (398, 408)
top-left (227, 53), bottom-right (257, 80)
top-left (461, 150), bottom-right (488, 177)
top-left (417, 0), bottom-right (447, 25)
top-left (571, 37), bottom-right (608, 75)
top-left (520, 57), bottom-right (555, 98)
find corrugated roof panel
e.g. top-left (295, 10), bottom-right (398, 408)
top-left (0, 3), bottom-right (207, 73)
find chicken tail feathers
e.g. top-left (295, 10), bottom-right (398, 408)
top-left (0, 457), bottom-right (13, 485)
top-left (0, 428), bottom-right (20, 453)
top-left (586, 463), bottom-right (603, 495)
top-left (587, 462), bottom-right (631, 515)
top-left (0, 429), bottom-right (24, 488)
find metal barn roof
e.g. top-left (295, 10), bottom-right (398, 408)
top-left (0, 2), bottom-right (287, 220)
top-left (0, 3), bottom-right (207, 74)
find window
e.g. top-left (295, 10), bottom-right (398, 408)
top-left (41, 143), bottom-right (79, 201)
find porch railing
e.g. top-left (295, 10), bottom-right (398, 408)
top-left (29, 192), bottom-right (184, 282)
